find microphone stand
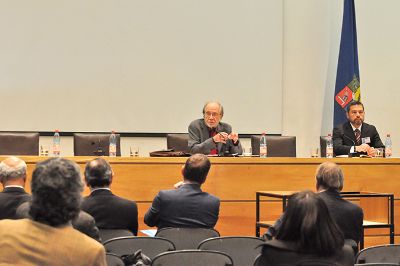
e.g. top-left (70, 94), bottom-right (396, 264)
top-left (343, 134), bottom-right (358, 157)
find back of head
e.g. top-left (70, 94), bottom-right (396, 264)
top-left (315, 162), bottom-right (344, 191)
top-left (0, 156), bottom-right (27, 185)
top-left (276, 190), bottom-right (344, 256)
top-left (29, 158), bottom-right (83, 226)
top-left (183, 154), bottom-right (211, 184)
top-left (84, 158), bottom-right (112, 188)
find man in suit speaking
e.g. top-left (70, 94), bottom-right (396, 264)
top-left (188, 101), bottom-right (242, 155)
top-left (333, 101), bottom-right (389, 157)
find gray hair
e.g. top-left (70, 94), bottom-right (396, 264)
top-left (0, 157), bottom-right (27, 183)
top-left (315, 162), bottom-right (344, 191)
top-left (202, 101), bottom-right (224, 117)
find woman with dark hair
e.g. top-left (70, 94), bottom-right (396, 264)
top-left (256, 190), bottom-right (354, 266)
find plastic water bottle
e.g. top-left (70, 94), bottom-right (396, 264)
top-left (109, 131), bottom-right (117, 157)
top-left (385, 133), bottom-right (392, 158)
top-left (52, 130), bottom-right (61, 157)
top-left (326, 133), bottom-right (333, 158)
top-left (260, 132), bottom-right (268, 158)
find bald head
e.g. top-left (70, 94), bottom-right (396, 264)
top-left (0, 157), bottom-right (27, 186)
top-left (315, 162), bottom-right (344, 191)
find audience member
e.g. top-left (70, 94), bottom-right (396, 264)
top-left (264, 162), bottom-right (363, 244)
top-left (144, 154), bottom-right (220, 229)
top-left (188, 101), bottom-right (242, 155)
top-left (257, 191), bottom-right (354, 266)
top-left (0, 157), bottom-right (31, 219)
top-left (0, 158), bottom-right (106, 266)
top-left (81, 158), bottom-right (138, 235)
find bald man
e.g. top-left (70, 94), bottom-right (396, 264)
top-left (188, 101), bottom-right (242, 155)
top-left (0, 157), bottom-right (31, 219)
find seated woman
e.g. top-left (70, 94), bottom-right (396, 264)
top-left (256, 190), bottom-right (354, 266)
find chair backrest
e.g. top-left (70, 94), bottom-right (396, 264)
top-left (0, 132), bottom-right (39, 155)
top-left (198, 236), bottom-right (264, 266)
top-left (99, 229), bottom-right (133, 243)
top-left (106, 253), bottom-right (125, 266)
top-left (151, 250), bottom-right (233, 266)
top-left (354, 263), bottom-right (400, 266)
top-left (73, 133), bottom-right (121, 156)
top-left (155, 227), bottom-right (220, 250)
top-left (103, 236), bottom-right (175, 260)
top-left (356, 244), bottom-right (400, 264)
top-left (320, 136), bottom-right (329, 158)
top-left (166, 134), bottom-right (190, 153)
top-left (251, 135), bottom-right (296, 157)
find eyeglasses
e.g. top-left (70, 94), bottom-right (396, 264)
top-left (204, 112), bottom-right (221, 118)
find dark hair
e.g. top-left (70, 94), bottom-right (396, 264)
top-left (183, 154), bottom-right (211, 184)
top-left (276, 190), bottom-right (344, 256)
top-left (346, 101), bottom-right (364, 113)
top-left (84, 158), bottom-right (112, 188)
top-left (29, 158), bottom-right (83, 226)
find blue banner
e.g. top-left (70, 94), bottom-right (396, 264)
top-left (334, 0), bottom-right (360, 127)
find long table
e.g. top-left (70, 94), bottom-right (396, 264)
top-left (5, 156), bottom-right (400, 247)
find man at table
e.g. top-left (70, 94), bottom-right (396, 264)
top-left (333, 101), bottom-right (387, 157)
top-left (188, 101), bottom-right (242, 155)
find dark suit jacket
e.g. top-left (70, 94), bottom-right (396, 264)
top-left (333, 121), bottom-right (384, 156)
top-left (144, 183), bottom-right (220, 229)
top-left (81, 189), bottom-right (138, 235)
top-left (257, 239), bottom-right (354, 266)
top-left (16, 201), bottom-right (101, 242)
top-left (188, 119), bottom-right (242, 155)
top-left (0, 187), bottom-right (31, 220)
top-left (264, 189), bottom-right (363, 244)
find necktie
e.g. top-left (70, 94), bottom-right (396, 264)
top-left (209, 128), bottom-right (218, 155)
top-left (354, 129), bottom-right (361, 145)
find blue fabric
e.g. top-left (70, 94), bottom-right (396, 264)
top-left (334, 0), bottom-right (360, 127)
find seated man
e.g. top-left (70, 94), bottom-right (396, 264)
top-left (0, 157), bottom-right (31, 219)
top-left (188, 101), bottom-right (242, 155)
top-left (0, 158), bottom-right (106, 265)
top-left (264, 162), bottom-right (363, 245)
top-left (81, 158), bottom-right (138, 235)
top-left (144, 154), bottom-right (220, 229)
top-left (333, 101), bottom-right (387, 157)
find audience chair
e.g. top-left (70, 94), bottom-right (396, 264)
top-left (151, 250), bottom-right (233, 266)
top-left (106, 253), bottom-right (125, 266)
top-left (99, 229), bottom-right (133, 243)
top-left (155, 227), bottom-right (220, 250)
top-left (251, 135), bottom-right (296, 157)
top-left (103, 236), bottom-right (175, 260)
top-left (166, 133), bottom-right (190, 153)
top-left (0, 132), bottom-right (39, 155)
top-left (73, 133), bottom-right (121, 156)
top-left (198, 236), bottom-right (264, 266)
top-left (355, 244), bottom-right (400, 264)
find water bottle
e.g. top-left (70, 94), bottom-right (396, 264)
top-left (109, 131), bottom-right (117, 157)
top-left (52, 130), bottom-right (61, 157)
top-left (260, 132), bottom-right (268, 158)
top-left (326, 133), bottom-right (333, 158)
top-left (385, 133), bottom-right (392, 158)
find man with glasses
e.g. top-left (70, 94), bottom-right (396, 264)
top-left (188, 101), bottom-right (242, 155)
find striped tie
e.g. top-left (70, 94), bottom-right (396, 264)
top-left (354, 129), bottom-right (361, 145)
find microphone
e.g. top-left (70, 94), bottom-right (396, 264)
top-left (342, 134), bottom-right (358, 157)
